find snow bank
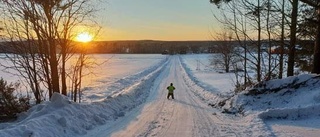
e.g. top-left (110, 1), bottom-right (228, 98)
top-left (0, 58), bottom-right (169, 137)
top-left (259, 104), bottom-right (320, 120)
top-left (178, 56), bottom-right (230, 106)
top-left (220, 74), bottom-right (320, 117)
top-left (82, 56), bottom-right (169, 102)
top-left (247, 74), bottom-right (318, 95)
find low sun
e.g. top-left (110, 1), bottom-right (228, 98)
top-left (75, 32), bottom-right (93, 43)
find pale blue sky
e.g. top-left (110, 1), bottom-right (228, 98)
top-left (96, 0), bottom-right (221, 41)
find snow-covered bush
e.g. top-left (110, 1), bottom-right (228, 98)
top-left (0, 78), bottom-right (30, 121)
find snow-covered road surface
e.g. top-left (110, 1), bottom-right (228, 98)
top-left (84, 56), bottom-right (260, 137)
top-left (112, 56), bottom-right (223, 137)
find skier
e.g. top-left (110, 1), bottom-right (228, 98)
top-left (166, 83), bottom-right (175, 99)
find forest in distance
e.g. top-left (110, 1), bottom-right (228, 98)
top-left (0, 39), bottom-right (315, 54)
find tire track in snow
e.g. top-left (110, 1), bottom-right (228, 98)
top-left (135, 57), bottom-right (180, 137)
top-left (90, 55), bottom-right (265, 137)
top-left (107, 56), bottom-right (177, 137)
top-left (175, 59), bottom-right (222, 137)
top-left (178, 56), bottom-right (272, 137)
top-left (138, 56), bottom-right (220, 137)
top-left (111, 56), bottom-right (227, 137)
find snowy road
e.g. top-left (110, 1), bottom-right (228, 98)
top-left (84, 56), bottom-right (239, 137)
top-left (112, 56), bottom-right (222, 137)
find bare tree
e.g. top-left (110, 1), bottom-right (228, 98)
top-left (210, 31), bottom-right (235, 73)
top-left (211, 0), bottom-right (255, 90)
top-left (279, 0), bottom-right (286, 79)
top-left (256, 0), bottom-right (262, 82)
top-left (287, 0), bottom-right (299, 76)
top-left (70, 44), bottom-right (91, 103)
top-left (212, 0), bottom-right (320, 77)
top-left (213, 0), bottom-right (266, 82)
top-left (0, 0), bottom-right (100, 103)
top-left (211, 0), bottom-right (297, 91)
top-left (0, 2), bottom-right (46, 103)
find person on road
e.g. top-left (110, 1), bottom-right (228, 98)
top-left (167, 83), bottom-right (175, 99)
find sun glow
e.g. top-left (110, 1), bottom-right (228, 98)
top-left (75, 32), bottom-right (93, 43)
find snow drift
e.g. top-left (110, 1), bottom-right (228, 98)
top-left (220, 74), bottom-right (320, 119)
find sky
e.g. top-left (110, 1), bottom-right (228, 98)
top-left (96, 0), bottom-right (221, 41)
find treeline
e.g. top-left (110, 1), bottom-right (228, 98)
top-left (0, 40), bottom-right (218, 54)
top-left (0, 40), bottom-right (314, 55)
top-left (72, 40), bottom-right (214, 54)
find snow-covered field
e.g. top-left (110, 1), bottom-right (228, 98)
top-left (0, 54), bottom-right (319, 137)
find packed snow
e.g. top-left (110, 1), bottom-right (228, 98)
top-left (0, 54), bottom-right (319, 137)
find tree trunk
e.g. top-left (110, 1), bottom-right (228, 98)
top-left (49, 38), bottom-right (60, 95)
top-left (244, 39), bottom-right (247, 85)
top-left (312, 8), bottom-right (320, 74)
top-left (287, 0), bottom-right (299, 76)
top-left (267, 0), bottom-right (271, 80)
top-left (257, 0), bottom-right (261, 82)
top-left (279, 0), bottom-right (285, 79)
top-left (78, 54), bottom-right (84, 103)
top-left (61, 44), bottom-right (67, 95)
top-left (50, 44), bottom-right (60, 93)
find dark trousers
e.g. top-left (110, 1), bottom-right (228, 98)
top-left (167, 93), bottom-right (174, 99)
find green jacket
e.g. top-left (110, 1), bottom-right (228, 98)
top-left (167, 85), bottom-right (175, 93)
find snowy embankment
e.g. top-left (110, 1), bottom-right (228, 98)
top-left (179, 56), bottom-right (232, 106)
top-left (180, 54), bottom-right (320, 136)
top-left (81, 56), bottom-right (168, 102)
top-left (221, 74), bottom-right (320, 116)
top-left (178, 54), bottom-right (320, 119)
top-left (219, 74), bottom-right (320, 136)
top-left (0, 57), bottom-right (169, 137)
